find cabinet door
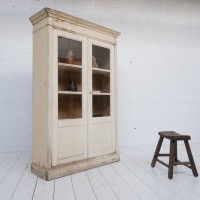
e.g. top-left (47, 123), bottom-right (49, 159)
top-left (52, 30), bottom-right (87, 166)
top-left (88, 39), bottom-right (116, 158)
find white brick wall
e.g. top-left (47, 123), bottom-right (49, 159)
top-left (0, 0), bottom-right (200, 151)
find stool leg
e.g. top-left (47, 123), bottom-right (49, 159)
top-left (184, 140), bottom-right (198, 177)
top-left (168, 140), bottom-right (175, 179)
top-left (174, 140), bottom-right (178, 166)
top-left (151, 136), bottom-right (164, 167)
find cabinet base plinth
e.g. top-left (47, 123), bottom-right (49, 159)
top-left (31, 152), bottom-right (120, 180)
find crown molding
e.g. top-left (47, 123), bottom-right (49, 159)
top-left (29, 7), bottom-right (120, 37)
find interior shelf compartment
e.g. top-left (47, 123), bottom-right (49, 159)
top-left (92, 95), bottom-right (110, 117)
top-left (58, 37), bottom-right (82, 66)
top-left (58, 94), bottom-right (82, 119)
top-left (92, 72), bottom-right (110, 93)
top-left (58, 67), bottom-right (82, 92)
top-left (92, 45), bottom-right (110, 70)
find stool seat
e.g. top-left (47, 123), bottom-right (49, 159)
top-left (159, 131), bottom-right (191, 140)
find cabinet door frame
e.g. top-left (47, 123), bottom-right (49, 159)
top-left (52, 29), bottom-right (88, 166)
top-left (87, 39), bottom-right (116, 158)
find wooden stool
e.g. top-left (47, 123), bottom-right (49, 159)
top-left (151, 131), bottom-right (198, 179)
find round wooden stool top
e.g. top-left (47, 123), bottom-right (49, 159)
top-left (159, 131), bottom-right (191, 140)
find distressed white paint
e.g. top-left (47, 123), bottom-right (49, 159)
top-left (0, 0), bottom-right (200, 151)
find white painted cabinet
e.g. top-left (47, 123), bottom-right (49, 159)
top-left (30, 8), bottom-right (120, 180)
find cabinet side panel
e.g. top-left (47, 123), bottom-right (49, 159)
top-left (32, 27), bottom-right (49, 168)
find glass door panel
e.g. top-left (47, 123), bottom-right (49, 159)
top-left (92, 95), bottom-right (110, 117)
top-left (58, 36), bottom-right (83, 119)
top-left (92, 45), bottom-right (111, 117)
top-left (58, 67), bottom-right (82, 92)
top-left (58, 94), bottom-right (82, 119)
top-left (58, 37), bottom-right (82, 65)
top-left (92, 45), bottom-right (110, 70)
top-left (92, 72), bottom-right (110, 93)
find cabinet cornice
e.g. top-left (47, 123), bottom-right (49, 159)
top-left (29, 7), bottom-right (120, 37)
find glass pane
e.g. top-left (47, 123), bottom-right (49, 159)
top-left (58, 67), bottom-right (82, 92)
top-left (58, 94), bottom-right (82, 119)
top-left (58, 37), bottom-right (82, 65)
top-left (92, 72), bottom-right (110, 93)
top-left (93, 95), bottom-right (110, 117)
top-left (92, 45), bottom-right (110, 70)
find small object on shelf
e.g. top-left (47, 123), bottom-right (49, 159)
top-left (65, 49), bottom-right (81, 65)
top-left (68, 79), bottom-right (77, 91)
top-left (93, 90), bottom-right (101, 93)
top-left (66, 50), bottom-right (74, 64)
top-left (92, 56), bottom-right (99, 68)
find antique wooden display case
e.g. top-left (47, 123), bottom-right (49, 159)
top-left (30, 8), bottom-right (120, 180)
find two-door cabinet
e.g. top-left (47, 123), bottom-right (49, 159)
top-left (30, 8), bottom-right (120, 180)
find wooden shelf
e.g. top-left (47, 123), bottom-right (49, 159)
top-left (92, 92), bottom-right (110, 95)
top-left (58, 91), bottom-right (82, 95)
top-left (58, 63), bottom-right (82, 72)
top-left (92, 68), bottom-right (110, 74)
